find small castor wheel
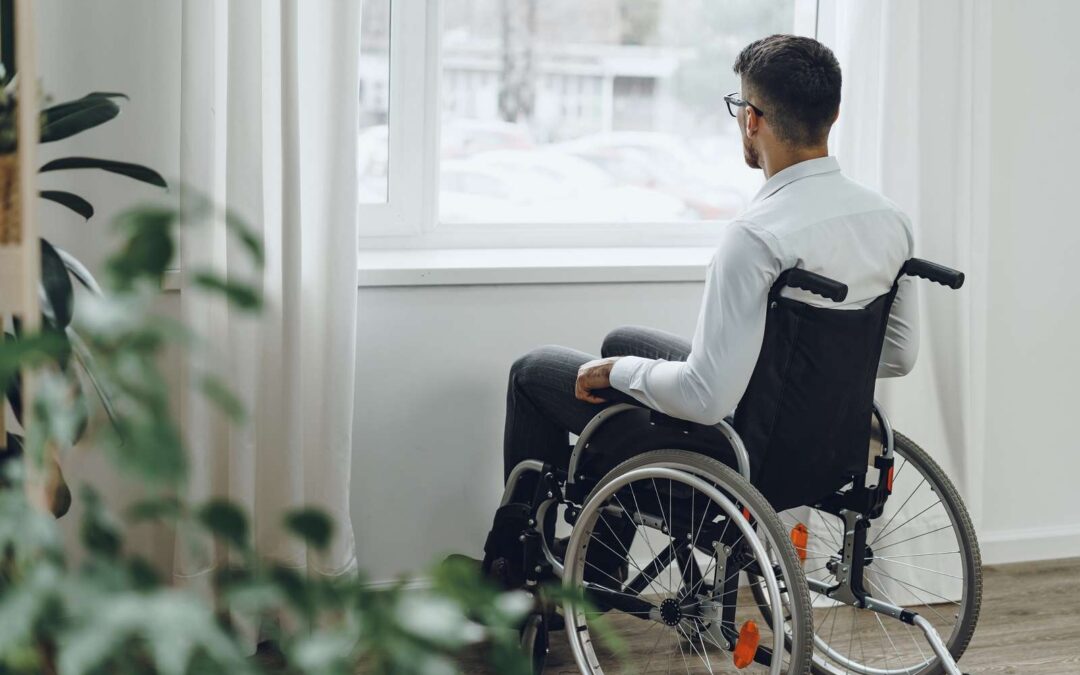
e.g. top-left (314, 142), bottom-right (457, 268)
top-left (519, 612), bottom-right (549, 674)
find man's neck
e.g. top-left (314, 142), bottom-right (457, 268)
top-left (762, 145), bottom-right (830, 179)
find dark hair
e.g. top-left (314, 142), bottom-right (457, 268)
top-left (733, 34), bottom-right (841, 147)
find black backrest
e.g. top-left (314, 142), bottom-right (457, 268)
top-left (733, 276), bottom-right (899, 512)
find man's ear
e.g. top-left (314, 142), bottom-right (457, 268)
top-left (745, 107), bottom-right (760, 138)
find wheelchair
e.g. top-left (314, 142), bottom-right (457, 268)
top-left (492, 259), bottom-right (980, 675)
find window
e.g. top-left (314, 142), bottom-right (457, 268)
top-left (359, 0), bottom-right (390, 203)
top-left (358, 1), bottom-right (817, 247)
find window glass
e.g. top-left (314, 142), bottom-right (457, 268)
top-left (359, 0), bottom-right (390, 203)
top-left (439, 0), bottom-right (797, 224)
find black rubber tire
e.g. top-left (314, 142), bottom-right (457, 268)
top-left (571, 448), bottom-right (814, 675)
top-left (519, 612), bottom-right (548, 675)
top-left (749, 431), bottom-right (982, 675)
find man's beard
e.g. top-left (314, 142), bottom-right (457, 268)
top-left (742, 134), bottom-right (761, 169)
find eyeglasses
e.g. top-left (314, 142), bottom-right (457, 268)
top-left (724, 91), bottom-right (765, 118)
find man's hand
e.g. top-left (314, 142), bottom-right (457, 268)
top-left (576, 356), bottom-right (622, 404)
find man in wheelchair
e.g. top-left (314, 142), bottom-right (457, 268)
top-left (472, 34), bottom-right (978, 675)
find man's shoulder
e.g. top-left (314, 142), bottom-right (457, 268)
top-left (739, 173), bottom-right (911, 234)
top-left (838, 175), bottom-right (910, 219)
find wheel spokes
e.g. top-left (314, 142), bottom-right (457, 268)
top-left (572, 473), bottom-right (790, 673)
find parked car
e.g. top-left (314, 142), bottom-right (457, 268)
top-left (441, 119), bottom-right (536, 158)
top-left (440, 152), bottom-right (689, 223)
top-left (552, 131), bottom-right (750, 219)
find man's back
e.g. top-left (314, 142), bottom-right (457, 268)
top-left (609, 156), bottom-right (919, 426)
top-left (737, 156), bottom-right (913, 310)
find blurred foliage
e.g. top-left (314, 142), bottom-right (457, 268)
top-left (0, 78), bottom-right (607, 673)
top-left (0, 196), bottom-right (557, 674)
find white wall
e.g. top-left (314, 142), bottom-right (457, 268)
top-left (32, 0), bottom-right (1080, 581)
top-left (352, 281), bottom-right (704, 579)
top-left (978, 0), bottom-right (1080, 563)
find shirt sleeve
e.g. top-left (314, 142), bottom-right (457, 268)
top-left (876, 213), bottom-right (920, 377)
top-left (877, 274), bottom-right (920, 377)
top-left (609, 223), bottom-right (783, 425)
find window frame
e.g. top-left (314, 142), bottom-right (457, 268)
top-left (359, 0), bottom-right (821, 251)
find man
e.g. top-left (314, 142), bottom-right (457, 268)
top-left (503, 35), bottom-right (917, 502)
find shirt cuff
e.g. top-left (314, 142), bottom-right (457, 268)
top-left (609, 355), bottom-right (651, 394)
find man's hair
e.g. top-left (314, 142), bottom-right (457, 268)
top-left (733, 34), bottom-right (841, 147)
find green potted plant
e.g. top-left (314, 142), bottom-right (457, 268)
top-left (0, 198), bottom-right (549, 675)
top-left (1, 67), bottom-right (168, 516)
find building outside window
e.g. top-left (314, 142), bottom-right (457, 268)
top-left (358, 0), bottom-right (812, 242)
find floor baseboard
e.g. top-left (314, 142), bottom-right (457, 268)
top-left (979, 522), bottom-right (1080, 565)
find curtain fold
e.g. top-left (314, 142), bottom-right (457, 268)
top-left (813, 0), bottom-right (991, 597)
top-left (177, 0), bottom-right (361, 579)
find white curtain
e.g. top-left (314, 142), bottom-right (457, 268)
top-left (177, 1), bottom-right (361, 579)
top-left (811, 0), bottom-right (991, 598)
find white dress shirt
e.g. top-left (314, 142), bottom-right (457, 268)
top-left (609, 156), bottom-right (918, 426)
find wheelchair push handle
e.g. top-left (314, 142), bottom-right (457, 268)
top-left (902, 258), bottom-right (965, 289)
top-left (783, 268), bottom-right (848, 302)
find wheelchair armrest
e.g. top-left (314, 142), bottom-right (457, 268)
top-left (593, 387), bottom-right (701, 431)
top-left (591, 386), bottom-right (642, 407)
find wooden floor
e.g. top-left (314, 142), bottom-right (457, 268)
top-left (453, 557), bottom-right (1080, 674)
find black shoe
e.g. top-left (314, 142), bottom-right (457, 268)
top-left (547, 608), bottom-right (565, 631)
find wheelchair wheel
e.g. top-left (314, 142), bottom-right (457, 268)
top-left (519, 612), bottom-right (548, 675)
top-left (562, 449), bottom-right (813, 674)
top-left (750, 432), bottom-right (982, 675)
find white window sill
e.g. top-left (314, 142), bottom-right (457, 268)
top-left (357, 247), bottom-right (715, 287)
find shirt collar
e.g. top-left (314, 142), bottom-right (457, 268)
top-left (751, 155), bottom-right (841, 203)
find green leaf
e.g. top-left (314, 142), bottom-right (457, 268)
top-left (40, 238), bottom-right (75, 329)
top-left (39, 98), bottom-right (120, 143)
top-left (57, 590), bottom-right (249, 675)
top-left (80, 487), bottom-right (122, 558)
top-left (129, 556), bottom-right (161, 590)
top-left (54, 246), bottom-right (103, 295)
top-left (283, 508), bottom-right (334, 552)
top-left (40, 190), bottom-right (94, 220)
top-left (126, 495), bottom-right (182, 523)
top-left (40, 157), bottom-right (167, 188)
top-left (106, 208), bottom-right (177, 287)
top-left (225, 210), bottom-right (265, 268)
top-left (191, 271), bottom-right (262, 311)
top-left (66, 327), bottom-right (119, 430)
top-left (198, 374), bottom-right (245, 421)
top-left (82, 91), bottom-right (130, 101)
top-left (41, 93), bottom-right (129, 121)
top-left (0, 330), bottom-right (69, 395)
top-left (291, 632), bottom-right (357, 675)
top-left (269, 564), bottom-right (310, 613)
top-left (3, 332), bottom-right (21, 425)
top-left (197, 500), bottom-right (249, 549)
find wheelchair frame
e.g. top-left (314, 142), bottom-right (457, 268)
top-left (502, 399), bottom-right (965, 675)
top-left (499, 259), bottom-right (973, 675)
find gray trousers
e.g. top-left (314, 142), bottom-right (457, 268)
top-left (502, 324), bottom-right (691, 495)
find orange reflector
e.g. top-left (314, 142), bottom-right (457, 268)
top-left (733, 620), bottom-right (760, 669)
top-left (741, 507), bottom-right (751, 521)
top-left (791, 523), bottom-right (809, 563)
top-left (886, 466), bottom-right (895, 492)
